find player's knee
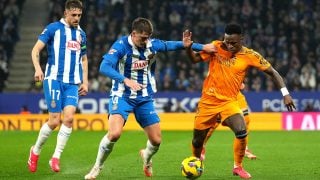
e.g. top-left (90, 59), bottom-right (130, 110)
top-left (107, 132), bottom-right (122, 141)
top-left (149, 139), bottom-right (161, 146)
top-left (235, 130), bottom-right (247, 139)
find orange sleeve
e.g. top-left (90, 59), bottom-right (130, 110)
top-left (199, 41), bottom-right (216, 62)
top-left (246, 49), bottom-right (271, 71)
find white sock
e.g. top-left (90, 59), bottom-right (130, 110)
top-left (33, 123), bottom-right (53, 155)
top-left (143, 140), bottom-right (159, 164)
top-left (52, 124), bottom-right (72, 159)
top-left (95, 135), bottom-right (115, 167)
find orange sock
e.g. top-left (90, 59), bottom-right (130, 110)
top-left (233, 137), bottom-right (247, 167)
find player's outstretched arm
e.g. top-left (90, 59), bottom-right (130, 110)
top-left (263, 66), bottom-right (296, 111)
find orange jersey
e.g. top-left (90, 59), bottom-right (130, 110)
top-left (199, 40), bottom-right (271, 102)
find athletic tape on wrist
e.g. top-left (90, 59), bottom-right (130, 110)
top-left (280, 87), bottom-right (289, 96)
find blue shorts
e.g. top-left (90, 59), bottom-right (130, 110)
top-left (108, 96), bottom-right (160, 128)
top-left (43, 79), bottom-right (79, 113)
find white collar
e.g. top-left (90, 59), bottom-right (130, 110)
top-left (60, 18), bottom-right (80, 30)
top-left (128, 34), bottom-right (152, 49)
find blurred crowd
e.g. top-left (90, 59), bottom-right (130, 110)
top-left (0, 0), bottom-right (24, 92)
top-left (12, 0), bottom-right (320, 93)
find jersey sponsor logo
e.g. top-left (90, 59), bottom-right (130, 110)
top-left (132, 60), bottom-right (148, 70)
top-left (66, 40), bottom-right (81, 51)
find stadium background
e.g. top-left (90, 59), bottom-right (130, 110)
top-left (0, 0), bottom-right (319, 131)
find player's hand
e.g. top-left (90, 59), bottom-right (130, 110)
top-left (202, 43), bottom-right (217, 54)
top-left (123, 78), bottom-right (146, 91)
top-left (78, 83), bottom-right (88, 96)
top-left (34, 70), bottom-right (44, 82)
top-left (283, 95), bottom-right (296, 112)
top-left (183, 29), bottom-right (193, 48)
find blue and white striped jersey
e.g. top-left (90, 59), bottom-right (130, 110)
top-left (100, 35), bottom-right (203, 99)
top-left (38, 18), bottom-right (87, 84)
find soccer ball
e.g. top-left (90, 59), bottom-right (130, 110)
top-left (181, 156), bottom-right (204, 179)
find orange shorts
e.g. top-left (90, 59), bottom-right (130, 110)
top-left (237, 92), bottom-right (248, 111)
top-left (194, 94), bottom-right (242, 130)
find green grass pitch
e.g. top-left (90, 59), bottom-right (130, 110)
top-left (0, 130), bottom-right (319, 179)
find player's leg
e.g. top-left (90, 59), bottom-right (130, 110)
top-left (243, 109), bottom-right (257, 159)
top-left (192, 128), bottom-right (210, 158)
top-left (223, 113), bottom-right (251, 179)
top-left (203, 117), bottom-right (221, 145)
top-left (140, 123), bottom-right (161, 177)
top-left (192, 98), bottom-right (218, 160)
top-left (28, 79), bottom-right (62, 172)
top-left (85, 114), bottom-right (125, 180)
top-left (135, 98), bottom-right (161, 177)
top-left (238, 92), bottom-right (257, 159)
top-left (201, 114), bottom-right (221, 160)
top-left (28, 112), bottom-right (61, 172)
top-left (49, 105), bottom-right (75, 172)
top-left (49, 83), bottom-right (79, 172)
top-left (85, 96), bottom-right (130, 179)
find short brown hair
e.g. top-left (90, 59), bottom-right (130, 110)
top-left (132, 17), bottom-right (153, 35)
top-left (65, 0), bottom-right (83, 10)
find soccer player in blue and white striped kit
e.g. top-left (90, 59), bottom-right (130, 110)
top-left (27, 0), bottom-right (88, 173)
top-left (85, 17), bottom-right (215, 179)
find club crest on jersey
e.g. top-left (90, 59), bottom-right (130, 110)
top-left (132, 60), bottom-right (148, 70)
top-left (108, 49), bottom-right (117, 54)
top-left (67, 40), bottom-right (81, 51)
top-left (51, 100), bottom-right (56, 108)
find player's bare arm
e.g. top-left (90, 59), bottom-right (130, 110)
top-left (263, 66), bottom-right (296, 111)
top-left (79, 55), bottom-right (89, 96)
top-left (184, 46), bottom-right (204, 64)
top-left (31, 40), bottom-right (46, 82)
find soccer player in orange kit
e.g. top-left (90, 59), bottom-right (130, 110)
top-left (183, 23), bottom-right (296, 179)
